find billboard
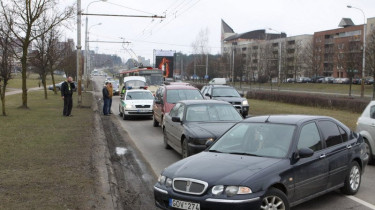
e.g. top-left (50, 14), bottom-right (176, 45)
top-left (154, 50), bottom-right (175, 78)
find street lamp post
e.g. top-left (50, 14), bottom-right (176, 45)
top-left (347, 5), bottom-right (366, 98)
top-left (84, 0), bottom-right (107, 87)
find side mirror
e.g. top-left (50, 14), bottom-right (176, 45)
top-left (240, 93), bottom-right (244, 97)
top-left (154, 99), bottom-right (161, 104)
top-left (172, 117), bottom-right (181, 123)
top-left (205, 93), bottom-right (211, 98)
top-left (294, 148), bottom-right (314, 159)
top-left (205, 139), bottom-right (214, 147)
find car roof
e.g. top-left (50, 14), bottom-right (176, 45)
top-left (207, 85), bottom-right (234, 88)
top-left (243, 115), bottom-right (334, 125)
top-left (165, 85), bottom-right (198, 90)
top-left (178, 99), bottom-right (230, 105)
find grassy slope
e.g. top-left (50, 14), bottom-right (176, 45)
top-left (7, 73), bottom-right (66, 89)
top-left (0, 91), bottom-right (94, 209)
top-left (249, 99), bottom-right (360, 130)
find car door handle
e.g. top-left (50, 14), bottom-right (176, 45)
top-left (346, 144), bottom-right (352, 149)
top-left (319, 154), bottom-right (326, 159)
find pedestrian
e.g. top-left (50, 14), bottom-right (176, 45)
top-left (61, 76), bottom-right (75, 117)
top-left (107, 82), bottom-right (113, 114)
top-left (102, 82), bottom-right (110, 116)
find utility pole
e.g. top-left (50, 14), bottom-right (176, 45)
top-left (181, 57), bottom-right (183, 80)
top-left (77, 0), bottom-right (82, 107)
top-left (205, 54), bottom-right (208, 80)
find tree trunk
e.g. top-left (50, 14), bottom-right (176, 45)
top-left (20, 45), bottom-right (29, 109)
top-left (50, 70), bottom-right (57, 94)
top-left (42, 74), bottom-right (48, 99)
top-left (0, 83), bottom-right (6, 116)
top-left (349, 77), bottom-right (352, 97)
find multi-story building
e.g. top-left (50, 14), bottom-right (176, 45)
top-left (314, 18), bottom-right (364, 78)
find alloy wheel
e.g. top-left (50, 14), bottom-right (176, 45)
top-left (349, 165), bottom-right (360, 191)
top-left (261, 195), bottom-right (286, 210)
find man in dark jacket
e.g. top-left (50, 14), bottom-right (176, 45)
top-left (102, 82), bottom-right (110, 115)
top-left (61, 76), bottom-right (75, 116)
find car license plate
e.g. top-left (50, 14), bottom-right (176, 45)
top-left (169, 198), bottom-right (200, 210)
top-left (137, 109), bottom-right (147, 112)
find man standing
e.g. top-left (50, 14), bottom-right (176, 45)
top-left (107, 82), bottom-right (113, 114)
top-left (102, 82), bottom-right (110, 116)
top-left (61, 76), bottom-right (75, 116)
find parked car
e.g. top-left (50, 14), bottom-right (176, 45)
top-left (208, 78), bottom-right (227, 85)
top-left (48, 81), bottom-right (83, 91)
top-left (286, 78), bottom-right (296, 83)
top-left (201, 85), bottom-right (249, 117)
top-left (356, 100), bottom-right (375, 164)
top-left (111, 81), bottom-right (120, 96)
top-left (118, 89), bottom-right (154, 120)
top-left (120, 76), bottom-right (147, 98)
top-left (163, 100), bottom-right (243, 158)
top-left (321, 77), bottom-right (335, 83)
top-left (153, 85), bottom-right (204, 127)
top-left (297, 77), bottom-right (312, 83)
top-left (333, 78), bottom-right (350, 84)
top-left (154, 115), bottom-right (368, 210)
top-left (311, 76), bottom-right (324, 83)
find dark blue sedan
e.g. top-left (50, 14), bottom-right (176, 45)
top-left (154, 115), bottom-right (369, 210)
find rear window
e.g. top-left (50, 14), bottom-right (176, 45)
top-left (166, 89), bottom-right (203, 104)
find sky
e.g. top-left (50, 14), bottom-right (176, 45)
top-left (62, 0), bottom-right (375, 64)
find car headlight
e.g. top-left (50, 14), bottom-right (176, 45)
top-left (212, 185), bottom-right (224, 196)
top-left (158, 175), bottom-right (166, 185)
top-left (225, 186), bottom-right (252, 197)
top-left (190, 137), bottom-right (214, 145)
top-left (242, 100), bottom-right (249, 106)
top-left (166, 178), bottom-right (173, 187)
top-left (125, 104), bottom-right (134, 109)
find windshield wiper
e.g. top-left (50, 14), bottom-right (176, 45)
top-left (208, 150), bottom-right (223, 153)
top-left (228, 152), bottom-right (260, 157)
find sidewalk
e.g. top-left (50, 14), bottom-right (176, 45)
top-left (5, 87), bottom-right (43, 96)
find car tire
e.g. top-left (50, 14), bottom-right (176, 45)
top-left (119, 107), bottom-right (123, 117)
top-left (163, 129), bottom-right (171, 149)
top-left (182, 138), bottom-right (190, 158)
top-left (364, 139), bottom-right (374, 165)
top-left (341, 161), bottom-right (361, 195)
top-left (153, 115), bottom-right (159, 127)
top-left (261, 188), bottom-right (289, 210)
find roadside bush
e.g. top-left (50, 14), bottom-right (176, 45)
top-left (246, 90), bottom-right (369, 113)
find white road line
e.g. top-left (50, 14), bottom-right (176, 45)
top-left (346, 196), bottom-right (375, 210)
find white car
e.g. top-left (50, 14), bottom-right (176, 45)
top-left (118, 89), bottom-right (154, 120)
top-left (356, 100), bottom-right (375, 164)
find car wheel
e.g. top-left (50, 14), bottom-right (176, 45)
top-left (261, 188), bottom-right (289, 210)
top-left (341, 161), bottom-right (361, 195)
top-left (364, 139), bottom-right (374, 164)
top-left (163, 129), bottom-right (171, 149)
top-left (153, 115), bottom-right (159, 127)
top-left (119, 107), bottom-right (123, 117)
top-left (182, 138), bottom-right (190, 158)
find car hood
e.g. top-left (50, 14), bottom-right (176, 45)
top-left (123, 100), bottom-right (153, 105)
top-left (185, 122), bottom-right (237, 139)
top-left (212, 97), bottom-right (243, 103)
top-left (164, 152), bottom-right (282, 185)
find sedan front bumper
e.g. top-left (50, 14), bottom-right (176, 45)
top-left (154, 185), bottom-right (262, 210)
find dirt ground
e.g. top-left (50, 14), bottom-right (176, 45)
top-left (91, 84), bottom-right (157, 210)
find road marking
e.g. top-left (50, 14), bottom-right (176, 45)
top-left (346, 196), bottom-right (375, 210)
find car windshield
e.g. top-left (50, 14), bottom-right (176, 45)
top-left (166, 89), bottom-right (203, 104)
top-left (125, 80), bottom-right (146, 87)
top-left (212, 88), bottom-right (240, 97)
top-left (126, 91), bottom-right (154, 100)
top-left (209, 123), bottom-right (295, 158)
top-left (185, 104), bottom-right (242, 122)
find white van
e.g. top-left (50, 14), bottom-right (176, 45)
top-left (208, 78), bottom-right (227, 85)
top-left (121, 76), bottom-right (147, 98)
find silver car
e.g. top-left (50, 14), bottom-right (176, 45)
top-left (356, 100), bottom-right (375, 164)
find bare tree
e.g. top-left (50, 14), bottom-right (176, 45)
top-left (46, 28), bottom-right (65, 94)
top-left (366, 29), bottom-right (375, 99)
top-left (0, 21), bottom-right (15, 116)
top-left (0, 0), bottom-right (74, 108)
top-left (304, 39), bottom-right (323, 78)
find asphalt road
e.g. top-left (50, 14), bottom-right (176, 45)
top-left (94, 76), bottom-right (375, 210)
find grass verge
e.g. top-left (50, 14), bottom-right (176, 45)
top-left (249, 99), bottom-right (360, 130)
top-left (7, 73), bottom-right (66, 89)
top-left (0, 90), bottom-right (95, 209)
